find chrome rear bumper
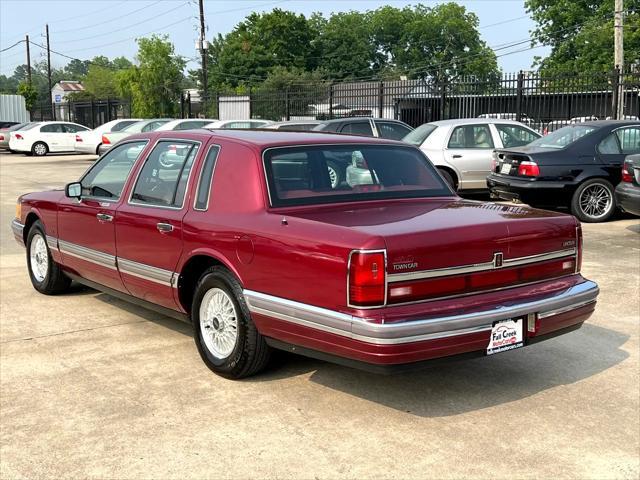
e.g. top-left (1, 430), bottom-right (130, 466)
top-left (244, 280), bottom-right (599, 345)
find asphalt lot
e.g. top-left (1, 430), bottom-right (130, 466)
top-left (1, 151), bottom-right (638, 479)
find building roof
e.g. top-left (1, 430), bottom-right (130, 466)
top-left (54, 81), bottom-right (85, 92)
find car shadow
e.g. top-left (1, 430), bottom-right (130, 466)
top-left (627, 222), bottom-right (640, 233)
top-left (253, 323), bottom-right (629, 418)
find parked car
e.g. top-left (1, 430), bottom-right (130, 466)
top-left (155, 119), bottom-right (218, 131)
top-left (571, 116), bottom-right (599, 123)
top-left (75, 119), bottom-right (142, 155)
top-left (0, 121), bottom-right (20, 129)
top-left (478, 113), bottom-right (539, 131)
top-left (12, 129), bottom-right (598, 378)
top-left (8, 121), bottom-right (90, 156)
top-left (98, 119), bottom-right (171, 155)
top-left (0, 122), bottom-right (35, 150)
top-left (205, 119), bottom-right (273, 129)
top-left (615, 154), bottom-right (640, 216)
top-left (262, 120), bottom-right (323, 131)
top-left (543, 120), bottom-right (572, 135)
top-left (403, 119), bottom-right (540, 191)
top-left (487, 121), bottom-right (640, 222)
top-left (313, 117), bottom-right (413, 140)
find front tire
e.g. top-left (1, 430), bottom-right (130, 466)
top-left (192, 267), bottom-right (271, 379)
top-left (32, 141), bottom-right (48, 157)
top-left (571, 178), bottom-right (616, 223)
top-left (26, 220), bottom-right (71, 294)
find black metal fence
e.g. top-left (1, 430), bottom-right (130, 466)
top-left (210, 68), bottom-right (640, 130)
top-left (31, 98), bottom-right (132, 128)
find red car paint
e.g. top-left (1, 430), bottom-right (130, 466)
top-left (13, 130), bottom-right (598, 370)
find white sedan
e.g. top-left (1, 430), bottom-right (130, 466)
top-left (74, 118), bottom-right (142, 155)
top-left (204, 119), bottom-right (273, 129)
top-left (9, 121), bottom-right (90, 156)
top-left (403, 118), bottom-right (540, 191)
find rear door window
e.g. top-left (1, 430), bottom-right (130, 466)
top-left (340, 121), bottom-right (373, 137)
top-left (448, 125), bottom-right (494, 149)
top-left (616, 127), bottom-right (640, 154)
top-left (40, 124), bottom-right (64, 133)
top-left (374, 121), bottom-right (412, 140)
top-left (131, 141), bottom-right (200, 208)
top-left (495, 124), bottom-right (539, 148)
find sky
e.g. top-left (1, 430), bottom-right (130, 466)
top-left (0, 0), bottom-right (550, 77)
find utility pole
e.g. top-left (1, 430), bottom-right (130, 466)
top-left (45, 24), bottom-right (54, 120)
top-left (198, 0), bottom-right (208, 116)
top-left (25, 34), bottom-right (31, 85)
top-left (614, 0), bottom-right (624, 119)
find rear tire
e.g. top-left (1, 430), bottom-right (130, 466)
top-left (570, 178), bottom-right (616, 223)
top-left (438, 168), bottom-right (456, 190)
top-left (26, 220), bottom-right (71, 294)
top-left (32, 141), bottom-right (48, 157)
top-left (192, 266), bottom-right (271, 379)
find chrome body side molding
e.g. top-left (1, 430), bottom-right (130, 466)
top-left (118, 257), bottom-right (174, 287)
top-left (244, 281), bottom-right (599, 345)
top-left (58, 239), bottom-right (117, 270)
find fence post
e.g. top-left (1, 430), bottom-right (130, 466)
top-left (106, 97), bottom-right (112, 122)
top-left (187, 92), bottom-right (192, 118)
top-left (90, 99), bottom-right (95, 128)
top-left (611, 66), bottom-right (621, 120)
top-left (180, 93), bottom-right (185, 119)
top-left (439, 77), bottom-right (447, 120)
top-left (516, 70), bottom-right (524, 122)
top-left (285, 87), bottom-right (290, 121)
top-left (378, 81), bottom-right (384, 118)
top-left (248, 87), bottom-right (253, 119)
top-left (328, 83), bottom-right (334, 120)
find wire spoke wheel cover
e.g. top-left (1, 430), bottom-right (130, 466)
top-left (328, 165), bottom-right (338, 188)
top-left (29, 233), bottom-right (48, 282)
top-left (199, 287), bottom-right (239, 359)
top-left (579, 183), bottom-right (612, 219)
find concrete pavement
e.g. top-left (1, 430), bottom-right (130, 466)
top-left (1, 152), bottom-right (638, 479)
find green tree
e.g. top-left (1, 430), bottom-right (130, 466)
top-left (119, 35), bottom-right (185, 117)
top-left (17, 81), bottom-right (38, 111)
top-left (64, 59), bottom-right (90, 78)
top-left (82, 65), bottom-right (118, 98)
top-left (0, 74), bottom-right (19, 94)
top-left (526, 0), bottom-right (640, 73)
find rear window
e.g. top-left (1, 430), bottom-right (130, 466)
top-left (530, 125), bottom-right (597, 149)
top-left (403, 123), bottom-right (437, 146)
top-left (264, 145), bottom-right (451, 207)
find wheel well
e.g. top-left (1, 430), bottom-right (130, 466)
top-left (177, 255), bottom-right (230, 313)
top-left (437, 166), bottom-right (459, 189)
top-left (23, 212), bottom-right (40, 243)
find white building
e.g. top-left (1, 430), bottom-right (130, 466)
top-left (50, 80), bottom-right (84, 104)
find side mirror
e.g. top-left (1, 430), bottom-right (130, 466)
top-left (65, 182), bottom-right (82, 199)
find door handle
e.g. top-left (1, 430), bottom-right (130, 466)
top-left (452, 154), bottom-right (463, 159)
top-left (156, 222), bottom-right (174, 233)
top-left (96, 213), bottom-right (113, 222)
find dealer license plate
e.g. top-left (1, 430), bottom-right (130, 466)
top-left (486, 318), bottom-right (524, 355)
top-left (500, 163), bottom-right (512, 174)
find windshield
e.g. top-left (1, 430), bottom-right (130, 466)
top-left (403, 123), bottom-right (437, 146)
top-left (264, 144), bottom-right (451, 207)
top-left (529, 125), bottom-right (598, 149)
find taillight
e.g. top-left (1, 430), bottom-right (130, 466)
top-left (75, 134), bottom-right (82, 142)
top-left (0, 135), bottom-right (4, 141)
top-left (102, 135), bottom-right (110, 145)
top-left (490, 151), bottom-right (498, 171)
top-left (518, 161), bottom-right (540, 177)
top-left (576, 225), bottom-right (583, 273)
top-left (15, 134), bottom-right (23, 140)
top-left (348, 251), bottom-right (386, 307)
top-left (621, 160), bottom-right (633, 182)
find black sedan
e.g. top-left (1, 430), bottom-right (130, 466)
top-left (615, 154), bottom-right (640, 216)
top-left (487, 121), bottom-right (640, 222)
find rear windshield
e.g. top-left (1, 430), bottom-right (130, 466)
top-left (530, 125), bottom-right (597, 149)
top-left (264, 144), bottom-right (451, 207)
top-left (403, 123), bottom-right (437, 146)
top-left (17, 122), bottom-right (39, 131)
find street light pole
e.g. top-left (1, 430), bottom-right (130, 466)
top-left (199, 0), bottom-right (208, 116)
top-left (614, 0), bottom-right (624, 119)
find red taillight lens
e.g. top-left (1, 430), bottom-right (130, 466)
top-left (75, 134), bottom-right (82, 142)
top-left (349, 251), bottom-right (386, 307)
top-left (576, 225), bottom-right (583, 273)
top-left (0, 135), bottom-right (4, 141)
top-left (101, 135), bottom-right (110, 145)
top-left (621, 160), bottom-right (633, 182)
top-left (15, 134), bottom-right (23, 140)
top-left (518, 161), bottom-right (540, 177)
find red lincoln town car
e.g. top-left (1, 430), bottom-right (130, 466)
top-left (12, 129), bottom-right (599, 378)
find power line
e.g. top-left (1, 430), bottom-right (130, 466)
top-left (0, 39), bottom-right (25, 53)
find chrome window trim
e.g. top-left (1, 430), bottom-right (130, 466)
top-left (346, 248), bottom-right (388, 310)
top-left (78, 139), bottom-right (150, 203)
top-left (58, 239), bottom-right (117, 270)
top-left (387, 248), bottom-right (577, 283)
top-left (127, 138), bottom-right (202, 211)
top-left (193, 144), bottom-right (221, 212)
top-left (244, 280), bottom-right (598, 345)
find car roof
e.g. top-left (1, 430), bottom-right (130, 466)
top-left (427, 118), bottom-right (529, 127)
top-left (132, 128), bottom-right (408, 148)
top-left (318, 117), bottom-right (410, 125)
top-left (267, 120), bottom-right (323, 127)
top-left (571, 120), bottom-right (639, 127)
